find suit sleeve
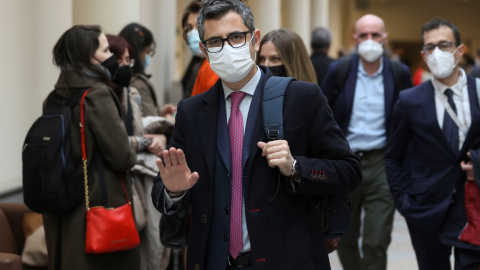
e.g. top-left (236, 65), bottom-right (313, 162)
top-left (384, 96), bottom-right (412, 211)
top-left (151, 99), bottom-right (191, 215)
top-left (287, 82), bottom-right (362, 196)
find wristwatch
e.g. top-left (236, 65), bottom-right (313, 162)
top-left (287, 159), bottom-right (300, 179)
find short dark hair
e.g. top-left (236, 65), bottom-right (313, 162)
top-left (421, 18), bottom-right (461, 46)
top-left (53, 25), bottom-right (109, 83)
top-left (197, 0), bottom-right (255, 41)
top-left (182, 1), bottom-right (203, 42)
top-left (119, 23), bottom-right (155, 75)
top-left (105, 34), bottom-right (133, 61)
top-left (311, 27), bottom-right (332, 51)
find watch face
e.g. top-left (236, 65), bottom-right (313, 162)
top-left (291, 160), bottom-right (298, 176)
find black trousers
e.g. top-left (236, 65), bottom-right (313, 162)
top-left (407, 221), bottom-right (480, 270)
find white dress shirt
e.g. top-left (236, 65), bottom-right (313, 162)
top-left (432, 68), bottom-right (471, 149)
top-left (347, 58), bottom-right (387, 152)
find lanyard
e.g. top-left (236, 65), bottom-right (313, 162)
top-left (433, 80), bottom-right (469, 136)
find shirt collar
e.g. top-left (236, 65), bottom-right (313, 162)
top-left (432, 68), bottom-right (467, 96)
top-left (223, 66), bottom-right (261, 100)
top-left (358, 57), bottom-right (383, 77)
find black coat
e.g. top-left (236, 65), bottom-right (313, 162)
top-left (152, 66), bottom-right (361, 269)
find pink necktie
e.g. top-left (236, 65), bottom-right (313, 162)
top-left (228, 91), bottom-right (246, 259)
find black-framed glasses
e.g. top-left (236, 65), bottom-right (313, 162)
top-left (423, 41), bottom-right (454, 55)
top-left (202, 31), bottom-right (253, 53)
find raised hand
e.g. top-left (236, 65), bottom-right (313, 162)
top-left (156, 147), bottom-right (199, 194)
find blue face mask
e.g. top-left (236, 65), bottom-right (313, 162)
top-left (144, 54), bottom-right (152, 69)
top-left (187, 29), bottom-right (204, 57)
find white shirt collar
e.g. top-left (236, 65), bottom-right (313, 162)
top-left (223, 66), bottom-right (261, 100)
top-left (432, 68), bottom-right (467, 96)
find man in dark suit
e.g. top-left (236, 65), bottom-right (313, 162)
top-left (150, 1), bottom-right (362, 269)
top-left (310, 27), bottom-right (334, 86)
top-left (321, 14), bottom-right (412, 270)
top-left (385, 18), bottom-right (480, 270)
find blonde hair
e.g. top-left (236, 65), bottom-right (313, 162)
top-left (257, 29), bottom-right (317, 84)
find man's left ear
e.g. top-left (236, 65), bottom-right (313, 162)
top-left (383, 33), bottom-right (389, 46)
top-left (253, 29), bottom-right (261, 52)
top-left (457, 44), bottom-right (465, 58)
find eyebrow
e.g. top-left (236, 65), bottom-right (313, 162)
top-left (204, 30), bottom-right (249, 41)
top-left (425, 40), bottom-right (451, 45)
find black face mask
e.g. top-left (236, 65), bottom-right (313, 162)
top-left (268, 65), bottom-right (287, 77)
top-left (100, 54), bottom-right (119, 79)
top-left (112, 65), bottom-right (133, 87)
top-left (100, 54), bottom-right (132, 86)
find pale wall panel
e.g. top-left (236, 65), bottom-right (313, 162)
top-left (0, 0), bottom-right (72, 195)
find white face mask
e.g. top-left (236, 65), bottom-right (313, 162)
top-left (358, 39), bottom-right (384, 63)
top-left (207, 35), bottom-right (255, 83)
top-left (426, 47), bottom-right (459, 79)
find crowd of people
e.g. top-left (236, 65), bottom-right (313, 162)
top-left (35, 0), bottom-right (480, 269)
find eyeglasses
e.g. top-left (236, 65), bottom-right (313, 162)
top-left (128, 59), bottom-right (135, 67)
top-left (202, 31), bottom-right (253, 53)
top-left (423, 41), bottom-right (454, 55)
top-left (147, 48), bottom-right (155, 57)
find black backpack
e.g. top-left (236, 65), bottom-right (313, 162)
top-left (263, 76), bottom-right (352, 239)
top-left (22, 89), bottom-right (88, 213)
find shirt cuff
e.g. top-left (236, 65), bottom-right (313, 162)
top-left (164, 188), bottom-right (186, 212)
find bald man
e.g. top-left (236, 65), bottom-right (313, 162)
top-left (321, 14), bottom-right (412, 270)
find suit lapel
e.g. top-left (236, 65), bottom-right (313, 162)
top-left (217, 89), bottom-right (231, 174)
top-left (383, 58), bottom-right (395, 121)
top-left (422, 81), bottom-right (457, 156)
top-left (243, 70), bottom-right (265, 169)
top-left (197, 81), bottom-right (222, 181)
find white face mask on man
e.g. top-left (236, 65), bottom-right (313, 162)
top-left (357, 39), bottom-right (384, 63)
top-left (426, 47), bottom-right (459, 79)
top-left (207, 35), bottom-right (256, 83)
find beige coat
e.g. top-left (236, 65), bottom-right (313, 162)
top-left (43, 71), bottom-right (139, 270)
top-left (130, 73), bottom-right (161, 117)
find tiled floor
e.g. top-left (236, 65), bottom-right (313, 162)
top-left (328, 211), bottom-right (420, 270)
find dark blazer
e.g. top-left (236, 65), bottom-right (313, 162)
top-left (321, 54), bottom-right (412, 138)
top-left (310, 51), bottom-right (334, 86)
top-left (152, 66), bottom-right (362, 270)
top-left (384, 75), bottom-right (480, 250)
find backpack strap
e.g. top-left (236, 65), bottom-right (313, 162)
top-left (331, 57), bottom-right (351, 107)
top-left (263, 76), bottom-right (295, 141)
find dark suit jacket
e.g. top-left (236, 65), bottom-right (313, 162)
top-left (310, 51), bottom-right (334, 86)
top-left (321, 54), bottom-right (412, 138)
top-left (151, 66), bottom-right (362, 270)
top-left (384, 75), bottom-right (480, 250)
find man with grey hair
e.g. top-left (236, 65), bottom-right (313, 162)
top-left (151, 0), bottom-right (362, 269)
top-left (310, 27), bottom-right (334, 85)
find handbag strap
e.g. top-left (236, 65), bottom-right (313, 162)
top-left (80, 89), bottom-right (131, 210)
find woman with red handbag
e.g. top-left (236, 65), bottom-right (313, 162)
top-left (43, 25), bottom-right (140, 270)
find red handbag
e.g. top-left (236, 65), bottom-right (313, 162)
top-left (79, 90), bottom-right (140, 254)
